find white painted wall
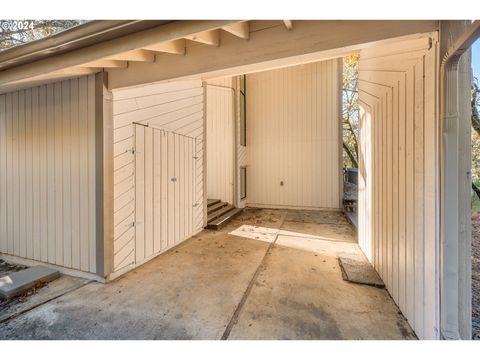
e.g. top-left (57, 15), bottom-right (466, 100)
top-left (0, 75), bottom-right (98, 274)
top-left (358, 35), bottom-right (439, 339)
top-left (111, 80), bottom-right (204, 273)
top-left (205, 78), bottom-right (235, 204)
top-left (245, 60), bottom-right (342, 210)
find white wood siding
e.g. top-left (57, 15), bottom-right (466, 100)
top-left (205, 78), bottom-right (235, 204)
top-left (0, 75), bottom-right (97, 273)
top-left (358, 35), bottom-right (439, 339)
top-left (112, 80), bottom-right (204, 272)
top-left (245, 60), bottom-right (342, 209)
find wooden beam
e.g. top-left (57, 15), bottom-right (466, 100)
top-left (142, 39), bottom-right (186, 55)
top-left (185, 29), bottom-right (220, 46)
top-left (283, 20), bottom-right (293, 30)
top-left (222, 22), bottom-right (249, 40)
top-left (106, 49), bottom-right (155, 62)
top-left (108, 20), bottom-right (438, 90)
top-left (0, 20), bottom-right (237, 89)
top-left (81, 60), bottom-right (128, 68)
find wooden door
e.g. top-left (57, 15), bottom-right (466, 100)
top-left (134, 124), bottom-right (196, 264)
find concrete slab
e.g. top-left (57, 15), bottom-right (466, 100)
top-left (0, 276), bottom-right (90, 323)
top-left (0, 231), bottom-right (270, 340)
top-left (338, 256), bottom-right (385, 288)
top-left (0, 266), bottom-right (60, 299)
top-left (285, 210), bottom-right (350, 225)
top-left (280, 221), bottom-right (357, 242)
top-left (229, 224), bottom-right (279, 243)
top-left (0, 208), bottom-right (414, 340)
top-left (227, 239), bottom-right (414, 340)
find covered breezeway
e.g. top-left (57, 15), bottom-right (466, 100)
top-left (0, 20), bottom-right (476, 340)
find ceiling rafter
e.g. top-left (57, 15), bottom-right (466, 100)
top-left (185, 29), bottom-right (220, 46)
top-left (283, 20), bottom-right (293, 30)
top-left (221, 22), bottom-right (249, 40)
top-left (142, 38), bottom-right (186, 55)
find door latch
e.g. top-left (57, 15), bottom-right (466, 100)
top-left (171, 177), bottom-right (177, 182)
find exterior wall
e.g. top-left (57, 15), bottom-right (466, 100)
top-left (111, 80), bottom-right (204, 273)
top-left (358, 34), bottom-right (439, 339)
top-left (205, 78), bottom-right (235, 204)
top-left (0, 75), bottom-right (98, 274)
top-left (245, 60), bottom-right (342, 210)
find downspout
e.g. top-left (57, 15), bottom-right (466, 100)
top-left (440, 20), bottom-right (480, 340)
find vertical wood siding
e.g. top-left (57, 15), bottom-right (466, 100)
top-left (205, 79), bottom-right (234, 204)
top-left (112, 80), bottom-right (204, 272)
top-left (134, 125), bottom-right (196, 264)
top-left (0, 75), bottom-right (98, 273)
top-left (245, 60), bottom-right (342, 209)
top-left (358, 35), bottom-right (439, 339)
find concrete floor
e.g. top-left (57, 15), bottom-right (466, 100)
top-left (0, 208), bottom-right (415, 340)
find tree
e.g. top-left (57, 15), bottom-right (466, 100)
top-left (0, 20), bottom-right (87, 50)
top-left (471, 77), bottom-right (480, 199)
top-left (342, 54), bottom-right (360, 169)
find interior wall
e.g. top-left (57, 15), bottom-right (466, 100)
top-left (111, 80), bottom-right (204, 273)
top-left (358, 34), bottom-right (439, 339)
top-left (245, 59), bottom-right (342, 210)
top-left (205, 78), bottom-right (235, 204)
top-left (0, 75), bottom-right (98, 274)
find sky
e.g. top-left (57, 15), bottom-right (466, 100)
top-left (474, 39), bottom-right (480, 80)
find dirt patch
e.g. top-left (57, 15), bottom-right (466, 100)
top-left (472, 213), bottom-right (480, 339)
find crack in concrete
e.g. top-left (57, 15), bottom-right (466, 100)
top-left (220, 211), bottom-right (288, 340)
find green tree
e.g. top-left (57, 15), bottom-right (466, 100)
top-left (342, 54), bottom-right (360, 168)
top-left (471, 77), bottom-right (480, 199)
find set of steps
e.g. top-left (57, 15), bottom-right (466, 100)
top-left (206, 199), bottom-right (242, 230)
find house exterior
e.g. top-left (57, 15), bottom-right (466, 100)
top-left (0, 20), bottom-right (477, 340)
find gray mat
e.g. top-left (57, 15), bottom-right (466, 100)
top-left (338, 257), bottom-right (385, 288)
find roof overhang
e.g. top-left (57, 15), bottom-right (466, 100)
top-left (0, 20), bottom-right (241, 93)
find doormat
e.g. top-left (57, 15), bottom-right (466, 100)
top-left (338, 256), bottom-right (385, 288)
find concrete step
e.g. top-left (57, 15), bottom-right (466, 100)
top-left (207, 201), bottom-right (228, 214)
top-left (206, 207), bottom-right (243, 230)
top-left (0, 265), bottom-right (60, 299)
top-left (207, 204), bottom-right (234, 223)
top-left (207, 199), bottom-right (221, 207)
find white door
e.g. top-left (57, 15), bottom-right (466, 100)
top-left (134, 124), bottom-right (196, 264)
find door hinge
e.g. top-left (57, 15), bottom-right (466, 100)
top-left (126, 147), bottom-right (136, 155)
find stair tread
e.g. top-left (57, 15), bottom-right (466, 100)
top-left (207, 201), bottom-right (228, 214)
top-left (206, 208), bottom-right (243, 229)
top-left (209, 207), bottom-right (243, 226)
top-left (207, 204), bottom-right (234, 223)
top-left (207, 199), bottom-right (221, 206)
